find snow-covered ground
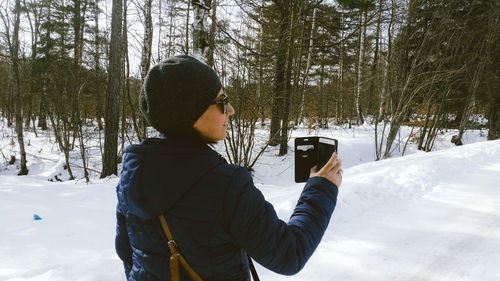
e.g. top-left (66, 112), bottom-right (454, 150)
top-left (1, 120), bottom-right (499, 281)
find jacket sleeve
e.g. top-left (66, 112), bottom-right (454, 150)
top-left (224, 167), bottom-right (338, 275)
top-left (116, 188), bottom-right (133, 278)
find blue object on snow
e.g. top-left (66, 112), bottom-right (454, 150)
top-left (33, 214), bottom-right (42, 220)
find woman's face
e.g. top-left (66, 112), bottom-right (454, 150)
top-left (193, 89), bottom-right (235, 143)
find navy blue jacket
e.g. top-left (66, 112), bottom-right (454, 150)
top-left (116, 138), bottom-right (338, 281)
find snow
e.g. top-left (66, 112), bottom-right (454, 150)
top-left (1, 121), bottom-right (499, 281)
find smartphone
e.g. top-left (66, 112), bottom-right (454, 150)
top-left (294, 137), bottom-right (338, 183)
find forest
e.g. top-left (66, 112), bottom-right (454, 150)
top-left (0, 0), bottom-right (498, 179)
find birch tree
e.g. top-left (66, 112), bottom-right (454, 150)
top-left (139, 0), bottom-right (153, 80)
top-left (191, 0), bottom-right (211, 60)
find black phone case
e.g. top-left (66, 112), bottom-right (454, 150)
top-left (294, 137), bottom-right (338, 183)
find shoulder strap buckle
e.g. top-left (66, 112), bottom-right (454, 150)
top-left (168, 239), bottom-right (180, 253)
top-left (159, 214), bottom-right (204, 281)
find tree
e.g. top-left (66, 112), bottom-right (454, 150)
top-left (206, 0), bottom-right (217, 66)
top-left (91, 0), bottom-right (104, 131)
top-left (139, 0), bottom-right (153, 80)
top-left (22, 0), bottom-right (42, 131)
top-left (70, 0), bottom-right (91, 182)
top-left (101, 0), bottom-right (123, 177)
top-left (0, 0), bottom-right (28, 175)
top-left (378, 0), bottom-right (499, 156)
top-left (269, 0), bottom-right (290, 146)
top-left (375, 0), bottom-right (396, 160)
top-left (191, 0), bottom-right (212, 60)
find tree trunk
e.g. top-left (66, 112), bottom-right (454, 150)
top-left (488, 98), bottom-right (500, 140)
top-left (417, 93), bottom-right (434, 150)
top-left (380, 0), bottom-right (395, 120)
top-left (318, 54), bottom-right (326, 128)
top-left (355, 7), bottom-right (366, 125)
top-left (94, 1), bottom-right (103, 130)
top-left (47, 112), bottom-right (75, 180)
top-left (488, 13), bottom-right (499, 140)
top-left (337, 13), bottom-right (344, 125)
top-left (123, 6), bottom-right (142, 141)
top-left (157, 0), bottom-right (162, 61)
top-left (191, 0), bottom-right (211, 60)
top-left (278, 0), bottom-right (294, 156)
top-left (269, 0), bottom-right (289, 146)
top-left (299, 7), bottom-right (316, 125)
top-left (38, 93), bottom-right (48, 130)
top-left (140, 0), bottom-right (153, 80)
top-left (184, 0), bottom-right (190, 54)
top-left (101, 0), bottom-right (123, 178)
top-left (23, 0), bottom-right (40, 130)
top-left (167, 0), bottom-right (175, 57)
top-left (453, 85), bottom-right (477, 146)
top-left (368, 0), bottom-right (383, 119)
top-left (257, 2), bottom-right (265, 125)
top-left (73, 0), bottom-right (89, 182)
top-left (38, 0), bottom-right (53, 130)
top-left (11, 0), bottom-right (28, 175)
top-left (374, 0), bottom-right (395, 160)
top-left (206, 1), bottom-right (217, 66)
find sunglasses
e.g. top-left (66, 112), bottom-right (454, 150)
top-left (211, 93), bottom-right (229, 114)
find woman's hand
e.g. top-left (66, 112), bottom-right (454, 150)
top-left (309, 152), bottom-right (342, 187)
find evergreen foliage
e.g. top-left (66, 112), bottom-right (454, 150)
top-left (0, 0), bottom-right (497, 175)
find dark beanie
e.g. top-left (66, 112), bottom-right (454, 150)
top-left (139, 55), bottom-right (222, 135)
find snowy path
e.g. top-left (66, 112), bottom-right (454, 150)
top-left (327, 163), bottom-right (500, 281)
top-left (259, 140), bottom-right (500, 281)
top-left (1, 140), bottom-right (499, 281)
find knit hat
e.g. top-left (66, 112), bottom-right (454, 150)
top-left (139, 55), bottom-right (222, 136)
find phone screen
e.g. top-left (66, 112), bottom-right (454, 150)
top-left (317, 139), bottom-right (337, 170)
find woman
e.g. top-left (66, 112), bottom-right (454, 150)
top-left (116, 55), bottom-right (342, 281)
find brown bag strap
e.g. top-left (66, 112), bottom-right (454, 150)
top-left (159, 214), bottom-right (204, 281)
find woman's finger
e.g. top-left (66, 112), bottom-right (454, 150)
top-left (321, 152), bottom-right (338, 171)
top-left (331, 159), bottom-right (342, 173)
top-left (310, 165), bottom-right (318, 173)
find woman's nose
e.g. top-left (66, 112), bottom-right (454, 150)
top-left (227, 103), bottom-right (235, 116)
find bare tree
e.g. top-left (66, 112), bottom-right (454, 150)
top-left (299, 6), bottom-right (317, 124)
top-left (354, 6), bottom-right (367, 125)
top-left (278, 0), bottom-right (297, 156)
top-left (336, 13), bottom-right (345, 125)
top-left (269, 0), bottom-right (290, 146)
top-left (375, 0), bottom-right (395, 160)
top-left (22, 0), bottom-right (41, 131)
top-left (101, 0), bottom-right (123, 177)
top-left (71, 0), bottom-right (91, 182)
top-left (191, 0), bottom-right (211, 60)
top-left (184, 0), bottom-right (190, 54)
top-left (139, 0), bottom-right (153, 80)
top-left (93, 0), bottom-right (104, 131)
top-left (0, 0), bottom-right (28, 175)
top-left (206, 0), bottom-right (217, 66)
